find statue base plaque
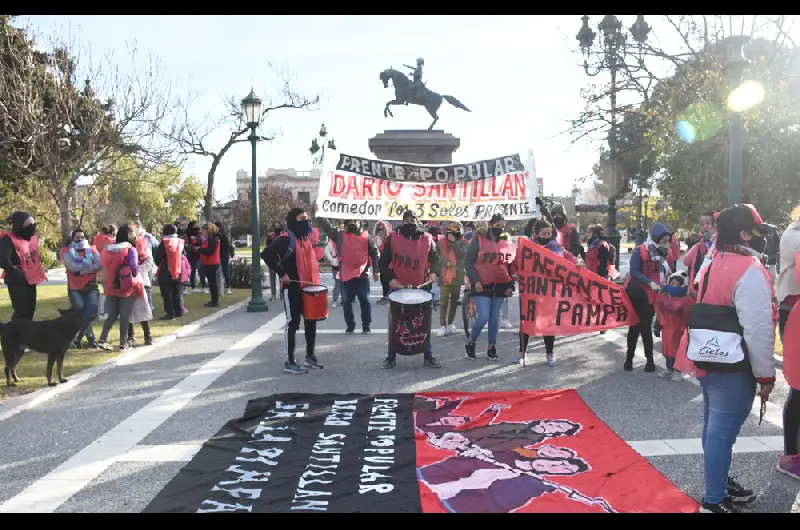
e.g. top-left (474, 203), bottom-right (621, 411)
top-left (368, 130), bottom-right (460, 165)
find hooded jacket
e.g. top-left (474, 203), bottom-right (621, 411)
top-left (372, 221), bottom-right (392, 252)
top-left (627, 222), bottom-right (672, 299)
top-left (777, 219), bottom-right (800, 306)
top-left (0, 211), bottom-right (38, 285)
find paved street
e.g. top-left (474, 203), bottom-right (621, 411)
top-left (0, 270), bottom-right (796, 513)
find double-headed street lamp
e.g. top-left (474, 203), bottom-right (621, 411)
top-left (309, 123), bottom-right (336, 166)
top-left (577, 14), bottom-right (651, 268)
top-left (241, 89), bottom-right (269, 313)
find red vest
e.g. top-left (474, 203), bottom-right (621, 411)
top-left (199, 237), bottom-right (221, 266)
top-left (555, 224), bottom-right (576, 253)
top-left (3, 233), bottom-right (47, 285)
top-left (438, 237), bottom-right (458, 286)
top-left (136, 236), bottom-right (151, 264)
top-left (585, 241), bottom-right (610, 276)
top-left (340, 231), bottom-right (370, 282)
top-left (675, 253), bottom-right (776, 378)
top-left (158, 237), bottom-right (184, 280)
top-left (100, 244), bottom-right (135, 297)
top-left (390, 232), bottom-right (432, 287)
top-left (310, 227), bottom-right (325, 262)
top-left (94, 233), bottom-right (113, 252)
top-left (783, 303), bottom-right (800, 389)
top-left (60, 246), bottom-right (98, 291)
top-left (474, 235), bottom-right (516, 285)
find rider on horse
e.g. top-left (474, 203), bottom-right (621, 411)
top-left (403, 57), bottom-right (424, 103)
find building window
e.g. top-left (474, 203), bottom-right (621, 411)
top-left (297, 191), bottom-right (311, 204)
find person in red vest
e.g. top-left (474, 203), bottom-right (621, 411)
top-left (185, 221), bottom-right (207, 294)
top-left (93, 224), bottom-right (116, 320)
top-left (584, 224), bottom-right (617, 280)
top-left (435, 220), bottom-right (468, 337)
top-left (314, 212), bottom-right (379, 333)
top-left (623, 222), bottom-right (674, 372)
top-left (378, 210), bottom-right (441, 369)
top-left (464, 213), bottom-right (517, 362)
top-left (97, 225), bottom-right (141, 351)
top-left (196, 223), bottom-right (222, 308)
top-left (777, 203), bottom-right (800, 480)
top-left (0, 212), bottom-right (47, 321)
top-left (549, 203), bottom-right (584, 259)
top-left (683, 211), bottom-right (717, 287)
top-left (61, 228), bottom-right (103, 349)
top-left (674, 205), bottom-right (777, 513)
top-left (154, 223), bottom-right (185, 320)
top-left (262, 207), bottom-right (323, 375)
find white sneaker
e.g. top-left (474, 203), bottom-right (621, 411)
top-left (193, 288), bottom-right (202, 293)
top-left (501, 318), bottom-right (513, 329)
top-left (184, 288), bottom-right (192, 295)
top-left (437, 326), bottom-right (447, 337)
top-left (671, 372), bottom-right (684, 382)
top-left (658, 370), bottom-right (673, 379)
top-left (332, 301), bottom-right (338, 308)
top-left (448, 324), bottom-right (459, 334)
top-left (99, 313), bottom-right (108, 321)
top-left (226, 288), bottom-right (233, 294)
top-left (203, 288), bottom-right (210, 294)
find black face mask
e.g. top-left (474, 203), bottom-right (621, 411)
top-left (273, 226), bottom-right (282, 234)
top-left (290, 220), bottom-right (310, 236)
top-left (747, 235), bottom-right (767, 254)
top-left (490, 227), bottom-right (504, 238)
top-left (18, 225), bottom-right (36, 240)
top-left (346, 224), bottom-right (359, 234)
top-left (552, 216), bottom-right (566, 228)
top-left (536, 237), bottom-right (552, 246)
top-left (400, 223), bottom-right (418, 238)
top-left (450, 232), bottom-right (462, 240)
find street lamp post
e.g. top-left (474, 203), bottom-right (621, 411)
top-left (577, 14), bottom-right (650, 268)
top-left (309, 123), bottom-right (336, 166)
top-left (725, 35), bottom-right (750, 207)
top-left (241, 89), bottom-right (269, 313)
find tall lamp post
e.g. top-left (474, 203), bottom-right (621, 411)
top-left (725, 35), bottom-right (750, 207)
top-left (577, 14), bottom-right (651, 268)
top-left (309, 123), bottom-right (336, 166)
top-left (242, 89), bottom-right (269, 313)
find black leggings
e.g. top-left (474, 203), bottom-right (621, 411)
top-left (283, 283), bottom-right (317, 363)
top-left (626, 295), bottom-right (655, 360)
top-left (519, 332), bottom-right (555, 354)
top-left (785, 389), bottom-right (800, 456)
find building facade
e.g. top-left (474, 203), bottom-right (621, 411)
top-left (236, 167), bottom-right (321, 204)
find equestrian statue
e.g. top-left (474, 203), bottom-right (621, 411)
top-left (379, 58), bottom-right (471, 130)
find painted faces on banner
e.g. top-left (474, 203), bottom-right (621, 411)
top-left (517, 238), bottom-right (640, 336)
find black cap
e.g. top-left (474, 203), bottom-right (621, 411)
top-left (402, 210), bottom-right (418, 222)
top-left (716, 204), bottom-right (777, 236)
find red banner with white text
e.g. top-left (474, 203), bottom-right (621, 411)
top-left (518, 238), bottom-right (639, 337)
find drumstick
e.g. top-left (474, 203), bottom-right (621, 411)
top-left (284, 279), bottom-right (318, 286)
top-left (416, 280), bottom-right (434, 289)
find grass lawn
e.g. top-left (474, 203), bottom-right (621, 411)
top-left (0, 284), bottom-right (249, 399)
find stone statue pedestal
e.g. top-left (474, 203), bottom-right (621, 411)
top-left (368, 130), bottom-right (460, 164)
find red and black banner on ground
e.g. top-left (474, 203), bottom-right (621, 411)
top-left (517, 238), bottom-right (640, 336)
top-left (145, 391), bottom-right (697, 513)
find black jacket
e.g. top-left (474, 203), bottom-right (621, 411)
top-left (261, 232), bottom-right (304, 282)
top-left (0, 212), bottom-right (36, 285)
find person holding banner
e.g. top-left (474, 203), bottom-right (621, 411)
top-left (378, 210), bottom-right (441, 369)
top-left (550, 203), bottom-right (584, 259)
top-left (623, 222), bottom-right (674, 373)
top-left (464, 214), bottom-right (516, 362)
top-left (515, 219), bottom-right (580, 366)
top-left (314, 213), bottom-right (380, 334)
top-left (261, 207), bottom-right (323, 375)
top-left (435, 221), bottom-right (468, 337)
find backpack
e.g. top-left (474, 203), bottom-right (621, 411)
top-left (114, 256), bottom-right (134, 292)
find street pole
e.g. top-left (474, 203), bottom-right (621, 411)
top-left (635, 184), bottom-right (644, 246)
top-left (606, 66), bottom-right (621, 268)
top-left (247, 125), bottom-right (268, 313)
top-left (725, 35), bottom-right (749, 208)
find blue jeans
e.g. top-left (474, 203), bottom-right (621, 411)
top-left (342, 275), bottom-right (371, 329)
top-left (698, 371), bottom-right (757, 504)
top-left (68, 289), bottom-right (99, 341)
top-left (221, 257), bottom-right (231, 288)
top-left (470, 295), bottom-right (505, 345)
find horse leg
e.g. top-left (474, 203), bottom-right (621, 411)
top-left (385, 99), bottom-right (403, 118)
top-left (426, 102), bottom-right (440, 130)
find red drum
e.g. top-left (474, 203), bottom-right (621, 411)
top-left (302, 285), bottom-right (328, 321)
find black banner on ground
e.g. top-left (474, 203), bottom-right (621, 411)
top-left (144, 393), bottom-right (420, 513)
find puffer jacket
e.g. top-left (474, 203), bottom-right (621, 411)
top-left (777, 219), bottom-right (800, 306)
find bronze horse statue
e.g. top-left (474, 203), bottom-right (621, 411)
top-left (379, 68), bottom-right (471, 130)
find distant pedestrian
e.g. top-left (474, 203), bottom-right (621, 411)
top-left (154, 224), bottom-right (185, 320)
top-left (0, 212), bottom-right (47, 321)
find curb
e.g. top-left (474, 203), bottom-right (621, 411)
top-left (0, 297), bottom-right (252, 423)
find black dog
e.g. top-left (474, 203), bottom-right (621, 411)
top-left (1, 307), bottom-right (82, 387)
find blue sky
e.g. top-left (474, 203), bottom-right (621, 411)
top-left (20, 15), bottom-right (682, 202)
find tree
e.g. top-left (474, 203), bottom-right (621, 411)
top-left (166, 64), bottom-right (320, 223)
top-left (231, 182), bottom-right (310, 242)
top-left (1, 22), bottom-right (180, 242)
top-left (569, 16), bottom-right (800, 226)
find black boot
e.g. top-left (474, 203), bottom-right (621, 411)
top-left (623, 355), bottom-right (634, 372)
top-left (644, 357), bottom-right (656, 372)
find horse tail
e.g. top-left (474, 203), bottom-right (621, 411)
top-left (442, 95), bottom-right (471, 112)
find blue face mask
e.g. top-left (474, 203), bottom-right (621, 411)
top-left (72, 239), bottom-right (90, 250)
top-left (663, 284), bottom-right (687, 297)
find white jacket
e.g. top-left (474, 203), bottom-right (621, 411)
top-left (777, 220), bottom-right (800, 306)
top-left (324, 241), bottom-right (339, 267)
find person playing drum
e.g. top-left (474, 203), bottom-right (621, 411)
top-left (464, 213), bottom-right (517, 362)
top-left (378, 210), bottom-right (441, 369)
top-left (261, 207), bottom-right (323, 375)
top-left (313, 208), bottom-right (380, 334)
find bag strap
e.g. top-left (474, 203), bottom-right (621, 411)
top-left (699, 260), bottom-right (713, 303)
